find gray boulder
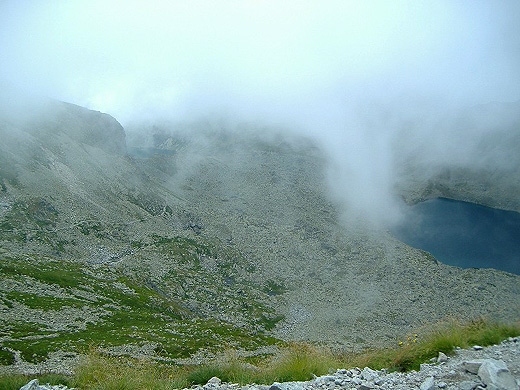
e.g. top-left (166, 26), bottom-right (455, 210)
top-left (419, 376), bottom-right (435, 390)
top-left (19, 378), bottom-right (73, 390)
top-left (437, 351), bottom-right (448, 363)
top-left (477, 359), bottom-right (517, 390)
top-left (20, 379), bottom-right (40, 390)
top-left (463, 360), bottom-right (485, 374)
top-left (457, 380), bottom-right (481, 390)
top-left (269, 382), bottom-right (305, 390)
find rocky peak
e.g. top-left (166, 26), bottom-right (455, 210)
top-left (0, 91), bottom-right (126, 156)
top-left (50, 101), bottom-right (126, 155)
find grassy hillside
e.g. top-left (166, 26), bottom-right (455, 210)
top-left (0, 246), bottom-right (283, 367)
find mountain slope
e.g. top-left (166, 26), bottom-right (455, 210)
top-left (0, 97), bottom-right (519, 373)
top-left (395, 100), bottom-right (520, 212)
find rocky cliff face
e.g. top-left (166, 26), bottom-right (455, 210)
top-left (0, 96), bottom-right (519, 371)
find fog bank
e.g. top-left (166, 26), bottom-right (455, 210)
top-left (1, 1), bottom-right (520, 226)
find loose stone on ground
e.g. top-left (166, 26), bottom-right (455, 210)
top-left (183, 337), bottom-right (519, 390)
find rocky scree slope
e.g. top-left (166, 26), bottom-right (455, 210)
top-left (0, 97), bottom-right (519, 372)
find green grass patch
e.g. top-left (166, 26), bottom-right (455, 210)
top-left (0, 257), bottom-right (87, 288)
top-left (1, 321), bottom-right (51, 339)
top-left (259, 314), bottom-right (285, 331)
top-left (0, 374), bottom-right (30, 390)
top-left (345, 318), bottom-right (520, 372)
top-left (151, 235), bottom-right (215, 266)
top-left (4, 291), bottom-right (86, 310)
top-left (73, 350), bottom-right (185, 390)
top-left (0, 373), bottom-right (73, 390)
top-left (1, 255), bottom-right (281, 363)
top-left (261, 343), bottom-right (337, 383)
top-left (0, 348), bottom-right (15, 366)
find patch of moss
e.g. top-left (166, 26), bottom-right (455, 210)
top-left (0, 162), bottom-right (21, 190)
top-left (0, 220), bottom-right (26, 242)
top-left (6, 341), bottom-right (49, 364)
top-left (4, 291), bottom-right (86, 310)
top-left (1, 321), bottom-right (52, 339)
top-left (151, 235), bottom-right (211, 266)
top-left (0, 348), bottom-right (15, 366)
top-left (259, 314), bottom-right (285, 331)
top-left (0, 258), bottom-right (87, 288)
top-left (126, 193), bottom-right (172, 216)
top-left (77, 221), bottom-right (105, 237)
top-left (130, 240), bottom-right (144, 248)
top-left (3, 198), bottom-right (57, 229)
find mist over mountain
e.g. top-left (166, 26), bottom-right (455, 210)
top-left (2, 1), bottom-right (520, 228)
top-left (0, 0), bottom-right (519, 372)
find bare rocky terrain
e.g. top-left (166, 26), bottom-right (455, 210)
top-left (0, 95), bottom-right (519, 373)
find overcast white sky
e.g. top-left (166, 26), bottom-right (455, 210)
top-left (1, 0), bottom-right (519, 124)
top-left (1, 1), bottom-right (519, 226)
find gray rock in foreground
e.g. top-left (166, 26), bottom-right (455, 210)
top-left (478, 359), bottom-right (518, 390)
top-left (19, 378), bottom-right (74, 390)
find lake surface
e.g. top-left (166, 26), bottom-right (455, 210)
top-left (390, 198), bottom-right (520, 275)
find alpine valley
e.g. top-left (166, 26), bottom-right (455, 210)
top-left (1, 94), bottom-right (519, 373)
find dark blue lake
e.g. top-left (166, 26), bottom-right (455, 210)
top-left (390, 198), bottom-right (520, 275)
